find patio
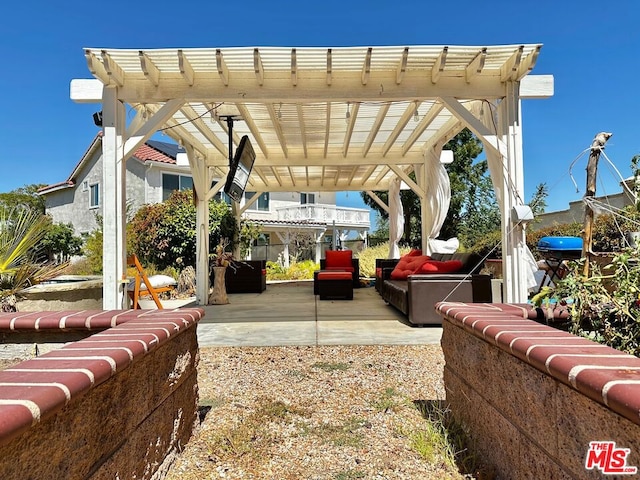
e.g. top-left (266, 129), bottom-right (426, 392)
top-left (142, 281), bottom-right (443, 347)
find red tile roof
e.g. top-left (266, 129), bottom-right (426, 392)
top-left (133, 144), bottom-right (176, 165)
top-left (38, 136), bottom-right (177, 194)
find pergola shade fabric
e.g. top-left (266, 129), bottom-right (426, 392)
top-left (72, 44), bottom-right (552, 308)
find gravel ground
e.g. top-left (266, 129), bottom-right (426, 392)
top-left (165, 344), bottom-right (472, 480)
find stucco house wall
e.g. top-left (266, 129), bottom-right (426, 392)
top-left (536, 190), bottom-right (633, 230)
top-left (39, 135), bottom-right (369, 263)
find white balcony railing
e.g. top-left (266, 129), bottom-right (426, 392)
top-left (275, 204), bottom-right (370, 228)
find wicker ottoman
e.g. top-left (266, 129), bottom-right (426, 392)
top-left (316, 271), bottom-right (353, 300)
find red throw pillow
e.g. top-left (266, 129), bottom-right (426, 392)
top-left (418, 262), bottom-right (439, 273)
top-left (406, 249), bottom-right (423, 257)
top-left (417, 260), bottom-right (464, 274)
top-left (390, 255), bottom-right (430, 280)
top-left (325, 250), bottom-right (353, 269)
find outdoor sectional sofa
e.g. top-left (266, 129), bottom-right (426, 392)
top-left (377, 252), bottom-right (492, 326)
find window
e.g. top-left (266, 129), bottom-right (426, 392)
top-left (245, 192), bottom-right (270, 211)
top-left (300, 193), bottom-right (315, 204)
top-left (162, 173), bottom-right (193, 201)
top-left (89, 183), bottom-right (100, 208)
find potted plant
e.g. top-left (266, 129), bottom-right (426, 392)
top-left (209, 238), bottom-right (234, 305)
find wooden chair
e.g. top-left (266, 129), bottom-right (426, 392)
top-left (126, 255), bottom-right (177, 309)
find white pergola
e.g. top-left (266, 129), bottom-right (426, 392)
top-left (71, 44), bottom-right (553, 309)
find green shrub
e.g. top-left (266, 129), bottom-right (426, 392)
top-left (266, 260), bottom-right (318, 281)
top-left (286, 260), bottom-right (318, 279)
top-left (468, 222), bottom-right (584, 261)
top-left (590, 206), bottom-right (640, 252)
top-left (534, 248), bottom-right (640, 356)
top-left (127, 190), bottom-right (237, 270)
top-left (467, 230), bottom-right (502, 259)
top-left (356, 242), bottom-right (411, 278)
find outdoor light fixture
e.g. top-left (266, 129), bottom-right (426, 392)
top-left (413, 102), bottom-right (419, 122)
top-left (345, 102), bottom-right (351, 123)
top-left (92, 111), bottom-right (103, 127)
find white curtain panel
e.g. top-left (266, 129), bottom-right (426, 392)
top-left (388, 177), bottom-right (404, 259)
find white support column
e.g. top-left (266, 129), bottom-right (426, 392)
top-left (101, 86), bottom-right (127, 310)
top-left (503, 81), bottom-right (528, 302)
top-left (187, 145), bottom-right (211, 306)
top-left (275, 231), bottom-right (291, 268)
top-left (315, 229), bottom-right (326, 264)
top-left (488, 83), bottom-right (528, 303)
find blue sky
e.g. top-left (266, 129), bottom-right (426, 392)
top-left (1, 0), bottom-right (638, 215)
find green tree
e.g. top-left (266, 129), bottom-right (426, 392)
top-left (41, 222), bottom-right (83, 262)
top-left (127, 190), bottom-right (251, 270)
top-left (360, 129), bottom-right (488, 247)
top-left (0, 184), bottom-right (46, 215)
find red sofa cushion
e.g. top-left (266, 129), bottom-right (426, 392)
top-left (325, 266), bottom-right (354, 273)
top-left (417, 259), bottom-right (464, 274)
top-left (390, 255), bottom-right (431, 280)
top-left (318, 271), bottom-right (352, 281)
top-left (325, 250), bottom-right (353, 269)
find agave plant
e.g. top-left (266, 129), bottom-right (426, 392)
top-left (0, 208), bottom-right (68, 310)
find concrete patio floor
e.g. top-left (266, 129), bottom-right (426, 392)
top-left (151, 281), bottom-right (442, 347)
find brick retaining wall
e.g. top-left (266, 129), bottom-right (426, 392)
top-left (436, 302), bottom-right (640, 479)
top-left (0, 308), bottom-right (204, 480)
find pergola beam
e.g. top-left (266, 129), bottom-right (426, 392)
top-left (342, 102), bottom-right (359, 157)
top-left (465, 48), bottom-right (487, 83)
top-left (178, 50), bottom-right (194, 86)
top-left (94, 73), bottom-right (511, 104)
top-left (216, 49), bottom-right (229, 86)
top-left (431, 46), bottom-right (448, 84)
top-left (396, 47), bottom-right (409, 84)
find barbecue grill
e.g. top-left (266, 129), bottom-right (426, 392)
top-left (537, 236), bottom-right (583, 291)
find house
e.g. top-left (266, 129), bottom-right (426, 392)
top-left (38, 134), bottom-right (370, 263)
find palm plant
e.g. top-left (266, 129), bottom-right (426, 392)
top-left (0, 208), bottom-right (68, 311)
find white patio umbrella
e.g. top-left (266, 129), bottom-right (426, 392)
top-left (388, 177), bottom-right (404, 258)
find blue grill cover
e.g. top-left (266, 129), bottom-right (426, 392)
top-left (537, 236), bottom-right (583, 252)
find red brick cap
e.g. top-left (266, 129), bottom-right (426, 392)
top-left (435, 302), bottom-right (640, 427)
top-left (0, 308), bottom-right (204, 447)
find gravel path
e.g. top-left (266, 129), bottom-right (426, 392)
top-left (166, 344), bottom-right (470, 480)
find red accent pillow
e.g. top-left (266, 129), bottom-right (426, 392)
top-left (325, 250), bottom-right (353, 269)
top-left (390, 255), bottom-right (431, 280)
top-left (417, 260), bottom-right (464, 274)
top-left (406, 249), bottom-right (423, 257)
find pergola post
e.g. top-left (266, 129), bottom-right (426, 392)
top-left (496, 81), bottom-right (528, 302)
top-left (315, 229), bottom-right (326, 264)
top-left (186, 145), bottom-right (211, 306)
top-left (101, 86), bottom-right (127, 309)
